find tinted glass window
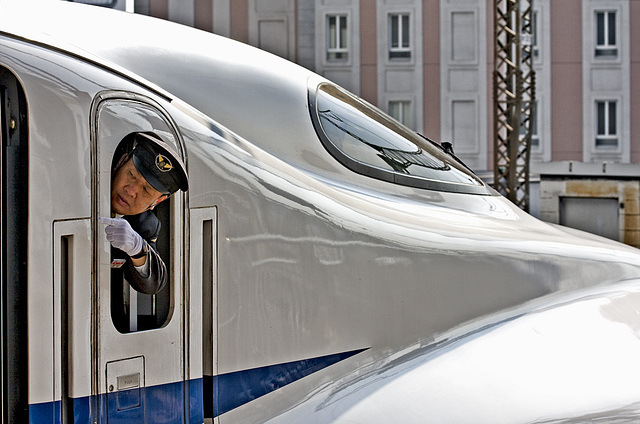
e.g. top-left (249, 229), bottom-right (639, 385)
top-left (311, 83), bottom-right (489, 194)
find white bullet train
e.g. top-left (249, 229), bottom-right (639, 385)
top-left (2, 1), bottom-right (640, 423)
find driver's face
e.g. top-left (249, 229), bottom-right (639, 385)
top-left (111, 158), bottom-right (163, 216)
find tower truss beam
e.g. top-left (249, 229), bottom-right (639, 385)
top-left (493, 0), bottom-right (536, 211)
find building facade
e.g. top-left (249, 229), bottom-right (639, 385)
top-left (127, 0), bottom-right (639, 246)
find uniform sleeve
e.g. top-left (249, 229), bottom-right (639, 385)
top-left (124, 246), bottom-right (167, 294)
top-left (123, 211), bottom-right (168, 294)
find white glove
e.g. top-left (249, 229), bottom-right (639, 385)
top-left (99, 217), bottom-right (144, 257)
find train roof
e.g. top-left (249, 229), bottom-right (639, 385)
top-left (0, 0), bottom-right (320, 156)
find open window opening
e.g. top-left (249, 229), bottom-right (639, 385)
top-left (108, 134), bottom-right (173, 333)
top-left (94, 96), bottom-right (185, 334)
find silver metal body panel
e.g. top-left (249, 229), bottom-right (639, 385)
top-left (226, 280), bottom-right (640, 423)
top-left (0, 32), bottom-right (201, 404)
top-left (2, 0), bottom-right (640, 421)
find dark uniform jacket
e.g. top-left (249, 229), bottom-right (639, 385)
top-left (111, 210), bottom-right (168, 332)
top-left (120, 211), bottom-right (168, 294)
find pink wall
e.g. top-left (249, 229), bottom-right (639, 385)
top-left (230, 0), bottom-right (248, 44)
top-left (360, 0), bottom-right (377, 104)
top-left (550, 0), bottom-right (583, 161)
top-left (194, 0), bottom-right (213, 32)
top-left (148, 0), bottom-right (168, 20)
top-left (422, 0), bottom-right (440, 139)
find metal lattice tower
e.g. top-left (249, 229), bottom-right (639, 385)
top-left (493, 0), bottom-right (536, 212)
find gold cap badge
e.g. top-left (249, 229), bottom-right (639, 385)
top-left (155, 154), bottom-right (173, 173)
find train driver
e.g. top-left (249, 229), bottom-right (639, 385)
top-left (99, 131), bottom-right (188, 295)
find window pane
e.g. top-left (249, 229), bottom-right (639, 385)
top-left (596, 12), bottom-right (605, 45)
top-left (608, 102), bottom-right (616, 135)
top-left (389, 101), bottom-right (412, 128)
top-left (339, 16), bottom-right (348, 49)
top-left (402, 15), bottom-right (410, 48)
top-left (533, 12), bottom-right (538, 47)
top-left (596, 138), bottom-right (618, 147)
top-left (328, 16), bottom-right (337, 49)
top-left (313, 83), bottom-right (488, 194)
top-left (391, 15), bottom-right (399, 48)
top-left (597, 102), bottom-right (606, 135)
top-left (530, 101), bottom-right (539, 147)
top-left (389, 101), bottom-right (400, 120)
top-left (531, 102), bottom-right (538, 137)
top-left (608, 12), bottom-right (616, 45)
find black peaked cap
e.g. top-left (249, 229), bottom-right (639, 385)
top-left (130, 132), bottom-right (189, 195)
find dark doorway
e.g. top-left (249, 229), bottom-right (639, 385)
top-left (1, 66), bottom-right (28, 423)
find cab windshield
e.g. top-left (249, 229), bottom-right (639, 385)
top-left (310, 83), bottom-right (490, 194)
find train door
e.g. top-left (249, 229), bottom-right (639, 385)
top-left (91, 91), bottom-right (188, 423)
top-left (0, 66), bottom-right (28, 423)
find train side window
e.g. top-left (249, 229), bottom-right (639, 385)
top-left (309, 82), bottom-right (491, 195)
top-left (93, 94), bottom-right (186, 333)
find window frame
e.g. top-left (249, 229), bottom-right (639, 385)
top-left (326, 14), bottom-right (349, 62)
top-left (532, 10), bottom-right (539, 60)
top-left (92, 91), bottom-right (187, 334)
top-left (309, 82), bottom-right (490, 195)
top-left (595, 99), bottom-right (618, 148)
top-left (388, 12), bottom-right (411, 60)
top-left (594, 10), bottom-right (618, 58)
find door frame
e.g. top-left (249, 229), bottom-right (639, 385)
top-left (89, 90), bottom-right (190, 423)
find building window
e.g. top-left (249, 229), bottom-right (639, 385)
top-left (530, 101), bottom-right (539, 148)
top-left (389, 13), bottom-right (411, 59)
top-left (327, 14), bottom-right (348, 61)
top-left (532, 10), bottom-right (539, 59)
top-left (389, 101), bottom-right (412, 128)
top-left (596, 100), bottom-right (618, 148)
top-left (517, 101), bottom-right (538, 148)
top-left (595, 11), bottom-right (617, 57)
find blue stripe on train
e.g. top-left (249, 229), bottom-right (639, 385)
top-left (28, 348), bottom-right (366, 422)
top-left (29, 379), bottom-right (204, 424)
top-left (206, 348), bottom-right (367, 417)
